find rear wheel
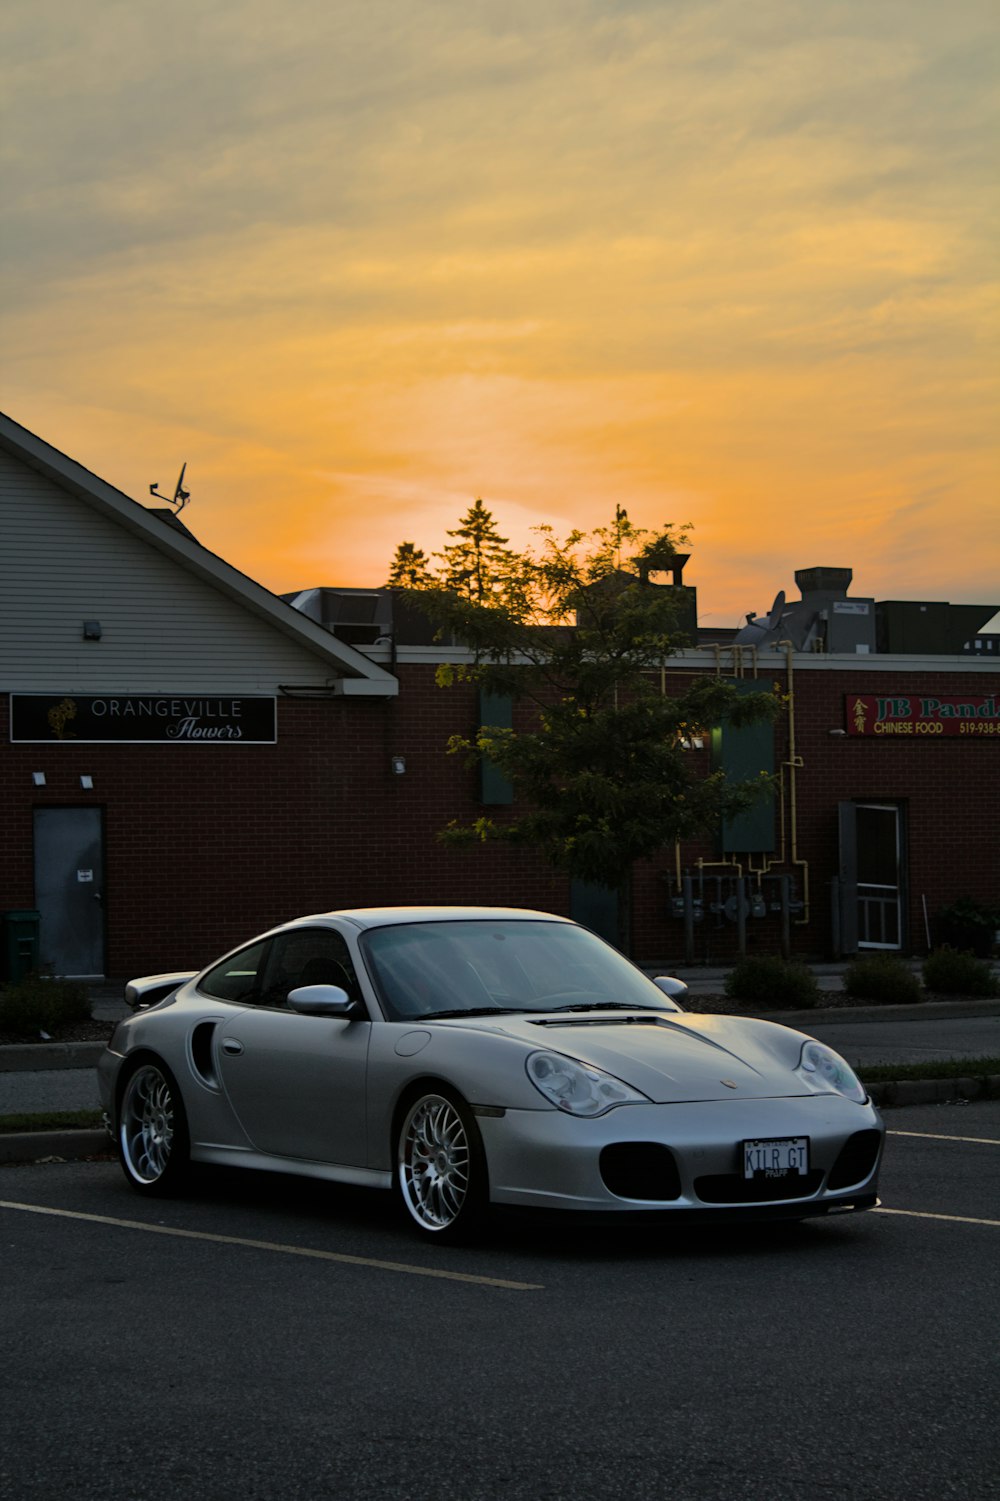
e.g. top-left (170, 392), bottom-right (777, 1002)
top-left (396, 1090), bottom-right (487, 1241)
top-left (117, 1059), bottom-right (190, 1196)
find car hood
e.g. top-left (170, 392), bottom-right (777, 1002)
top-left (445, 1010), bottom-right (809, 1104)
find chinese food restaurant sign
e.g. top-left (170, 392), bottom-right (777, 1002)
top-left (10, 694), bottom-right (277, 743)
top-left (847, 695), bottom-right (1000, 738)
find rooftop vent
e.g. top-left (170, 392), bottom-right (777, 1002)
top-left (794, 566), bottom-right (853, 599)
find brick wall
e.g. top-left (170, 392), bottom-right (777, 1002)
top-left (3, 662), bottom-right (996, 973)
top-left (788, 667), bottom-right (998, 956)
top-left (631, 663), bottom-right (999, 962)
top-left (1, 685), bottom-right (567, 977)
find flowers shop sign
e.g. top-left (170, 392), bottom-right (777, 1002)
top-left (847, 695), bottom-right (1000, 739)
top-left (11, 694), bottom-right (277, 744)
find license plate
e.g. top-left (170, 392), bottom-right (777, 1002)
top-left (743, 1136), bottom-right (809, 1180)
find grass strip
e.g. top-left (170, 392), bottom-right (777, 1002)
top-left (0, 1109), bottom-right (104, 1134)
top-left (857, 1056), bottom-right (1000, 1084)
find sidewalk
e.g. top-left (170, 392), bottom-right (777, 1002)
top-left (2, 975), bottom-right (999, 1164)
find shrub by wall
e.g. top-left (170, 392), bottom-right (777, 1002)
top-left (922, 947), bottom-right (999, 998)
top-left (0, 975), bottom-right (92, 1038)
top-left (724, 956), bottom-right (820, 1010)
top-left (843, 954), bottom-right (922, 1006)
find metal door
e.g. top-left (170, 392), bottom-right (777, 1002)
top-left (838, 802), bottom-right (904, 952)
top-left (33, 807), bottom-right (106, 976)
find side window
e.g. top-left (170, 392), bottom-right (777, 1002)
top-left (198, 939), bottom-right (271, 1004)
top-left (258, 928), bottom-right (364, 1010)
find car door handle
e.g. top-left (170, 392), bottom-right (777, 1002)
top-left (221, 1039), bottom-right (244, 1056)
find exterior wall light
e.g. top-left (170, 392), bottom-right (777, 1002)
top-left (83, 620), bottom-right (102, 640)
top-left (80, 775), bottom-right (94, 789)
top-left (828, 728), bottom-right (847, 738)
top-left (32, 772), bottom-right (46, 786)
top-left (391, 755), bottom-right (406, 775)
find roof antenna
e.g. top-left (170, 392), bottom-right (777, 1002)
top-left (149, 464), bottom-right (191, 515)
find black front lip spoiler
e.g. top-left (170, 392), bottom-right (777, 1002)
top-left (495, 1193), bottom-right (880, 1230)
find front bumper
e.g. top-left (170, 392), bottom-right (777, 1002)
top-left (479, 1092), bottom-right (884, 1218)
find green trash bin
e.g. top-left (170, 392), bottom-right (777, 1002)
top-left (2, 910), bottom-right (41, 983)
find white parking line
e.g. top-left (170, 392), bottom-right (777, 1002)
top-left (875, 1207), bottom-right (1000, 1229)
top-left (887, 1130), bottom-right (1000, 1146)
top-left (0, 1199), bottom-right (543, 1290)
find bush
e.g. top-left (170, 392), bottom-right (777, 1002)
top-left (724, 956), bottom-right (821, 1010)
top-left (935, 897), bottom-right (1000, 959)
top-left (842, 953), bottom-right (922, 1005)
top-left (0, 973), bottom-right (92, 1038)
top-left (923, 946), bottom-right (1000, 998)
top-left (937, 896), bottom-right (1000, 931)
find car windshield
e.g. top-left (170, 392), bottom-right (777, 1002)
top-left (361, 919), bottom-right (675, 1022)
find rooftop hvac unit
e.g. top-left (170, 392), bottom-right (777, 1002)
top-left (284, 588), bottom-right (393, 646)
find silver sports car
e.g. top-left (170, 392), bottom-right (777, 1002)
top-left (97, 907), bottom-right (884, 1239)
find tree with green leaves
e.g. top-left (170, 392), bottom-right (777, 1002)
top-left (398, 508), bottom-right (777, 951)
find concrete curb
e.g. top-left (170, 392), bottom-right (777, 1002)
top-left (867, 1075), bottom-right (1000, 1108)
top-left (755, 998), bottom-right (1000, 1028)
top-left (0, 1129), bottom-right (110, 1164)
top-left (0, 1041), bottom-right (107, 1071)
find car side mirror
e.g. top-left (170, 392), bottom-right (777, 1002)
top-left (652, 975), bottom-right (688, 1009)
top-left (286, 984), bottom-right (358, 1017)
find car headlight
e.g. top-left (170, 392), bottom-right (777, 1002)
top-left (526, 1050), bottom-right (649, 1116)
top-left (797, 1041), bottom-right (867, 1103)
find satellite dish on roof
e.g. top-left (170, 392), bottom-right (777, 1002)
top-left (149, 464), bottom-right (191, 515)
top-left (734, 590), bottom-right (787, 646)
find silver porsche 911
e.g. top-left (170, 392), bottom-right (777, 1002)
top-left (97, 907), bottom-right (884, 1239)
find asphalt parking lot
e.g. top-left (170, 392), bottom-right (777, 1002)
top-left (3, 1099), bottom-right (998, 1501)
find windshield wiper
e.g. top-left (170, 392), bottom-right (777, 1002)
top-left (421, 1006), bottom-right (536, 1020)
top-left (544, 1001), bottom-right (660, 1013)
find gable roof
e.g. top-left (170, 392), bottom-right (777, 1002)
top-left (0, 412), bottom-right (397, 697)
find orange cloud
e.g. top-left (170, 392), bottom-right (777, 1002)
top-left (2, 0), bottom-right (997, 617)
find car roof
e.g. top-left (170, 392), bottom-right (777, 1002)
top-left (287, 906), bottom-right (572, 932)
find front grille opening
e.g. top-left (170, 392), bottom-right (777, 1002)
top-left (695, 1169), bottom-right (825, 1205)
top-left (600, 1142), bottom-right (682, 1201)
top-left (827, 1130), bottom-right (882, 1190)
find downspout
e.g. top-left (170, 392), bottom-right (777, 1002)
top-left (783, 641), bottom-right (810, 925)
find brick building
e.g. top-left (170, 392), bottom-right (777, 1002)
top-left (2, 412), bottom-right (997, 977)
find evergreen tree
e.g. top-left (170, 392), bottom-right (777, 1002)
top-left (386, 540), bottom-right (432, 589)
top-left (437, 498), bottom-right (516, 601)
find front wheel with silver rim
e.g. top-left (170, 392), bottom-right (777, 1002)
top-left (396, 1090), bottom-right (487, 1240)
top-left (117, 1059), bottom-right (190, 1196)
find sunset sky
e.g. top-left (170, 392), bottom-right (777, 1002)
top-left (2, 0), bottom-right (998, 628)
